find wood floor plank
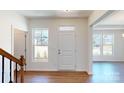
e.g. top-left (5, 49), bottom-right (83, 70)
top-left (16, 62), bottom-right (124, 83)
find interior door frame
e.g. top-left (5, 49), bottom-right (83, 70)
top-left (89, 11), bottom-right (115, 75)
top-left (11, 25), bottom-right (27, 58)
top-left (11, 24), bottom-right (28, 70)
top-left (57, 27), bottom-right (76, 71)
top-left (13, 28), bottom-right (27, 59)
top-left (11, 25), bottom-right (27, 77)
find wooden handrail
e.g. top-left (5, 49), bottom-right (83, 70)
top-left (0, 48), bottom-right (25, 83)
top-left (0, 48), bottom-right (24, 66)
top-left (20, 55), bottom-right (25, 83)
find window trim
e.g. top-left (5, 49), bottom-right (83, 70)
top-left (32, 28), bottom-right (49, 62)
top-left (93, 31), bottom-right (114, 57)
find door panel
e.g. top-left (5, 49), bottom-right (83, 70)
top-left (58, 31), bottom-right (75, 70)
top-left (14, 29), bottom-right (26, 59)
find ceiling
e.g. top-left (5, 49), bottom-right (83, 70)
top-left (16, 10), bottom-right (93, 18)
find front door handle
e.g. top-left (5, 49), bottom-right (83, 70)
top-left (58, 49), bottom-right (61, 54)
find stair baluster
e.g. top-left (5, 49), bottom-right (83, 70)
top-left (2, 56), bottom-right (4, 83)
top-left (15, 63), bottom-right (18, 83)
top-left (9, 60), bottom-right (12, 83)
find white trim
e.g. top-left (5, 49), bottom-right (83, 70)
top-left (88, 26), bottom-right (93, 74)
top-left (93, 60), bottom-right (124, 62)
top-left (31, 27), bottom-right (49, 62)
top-left (94, 24), bottom-right (124, 28)
top-left (94, 25), bottom-right (124, 30)
top-left (26, 69), bottom-right (58, 71)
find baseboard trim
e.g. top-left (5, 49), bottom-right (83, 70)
top-left (24, 71), bottom-right (89, 76)
top-left (93, 61), bottom-right (124, 62)
top-left (26, 69), bottom-right (58, 71)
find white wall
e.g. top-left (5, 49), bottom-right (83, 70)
top-left (93, 29), bottom-right (124, 62)
top-left (27, 18), bottom-right (88, 72)
top-left (0, 11), bottom-right (28, 83)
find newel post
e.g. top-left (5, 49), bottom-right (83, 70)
top-left (20, 55), bottom-right (25, 83)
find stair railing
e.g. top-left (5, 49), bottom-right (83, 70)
top-left (0, 48), bottom-right (25, 83)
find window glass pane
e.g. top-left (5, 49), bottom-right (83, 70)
top-left (33, 31), bottom-right (42, 45)
top-left (34, 37), bottom-right (42, 45)
top-left (59, 26), bottom-right (75, 31)
top-left (40, 38), bottom-right (48, 45)
top-left (103, 34), bottom-right (113, 56)
top-left (103, 35), bottom-right (113, 44)
top-left (103, 45), bottom-right (112, 55)
top-left (42, 31), bottom-right (48, 38)
top-left (34, 46), bottom-right (48, 59)
top-left (41, 30), bottom-right (48, 45)
top-left (34, 30), bottom-right (42, 38)
top-left (93, 33), bottom-right (101, 56)
top-left (33, 29), bottom-right (48, 46)
top-left (32, 28), bottom-right (48, 60)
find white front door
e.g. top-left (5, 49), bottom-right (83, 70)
top-left (58, 31), bottom-right (76, 70)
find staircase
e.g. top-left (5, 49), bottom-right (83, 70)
top-left (0, 48), bottom-right (25, 83)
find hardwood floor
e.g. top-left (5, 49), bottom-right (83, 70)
top-left (17, 62), bottom-right (124, 83)
top-left (89, 62), bottom-right (124, 83)
top-left (18, 71), bottom-right (89, 83)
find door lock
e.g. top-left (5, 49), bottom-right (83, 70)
top-left (58, 49), bottom-right (61, 54)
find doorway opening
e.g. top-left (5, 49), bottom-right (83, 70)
top-left (88, 11), bottom-right (124, 82)
top-left (13, 28), bottom-right (27, 71)
top-left (14, 28), bottom-right (27, 59)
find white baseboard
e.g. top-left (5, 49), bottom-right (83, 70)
top-left (26, 68), bottom-right (89, 72)
top-left (93, 60), bottom-right (124, 62)
top-left (26, 68), bottom-right (58, 71)
top-left (76, 69), bottom-right (85, 71)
